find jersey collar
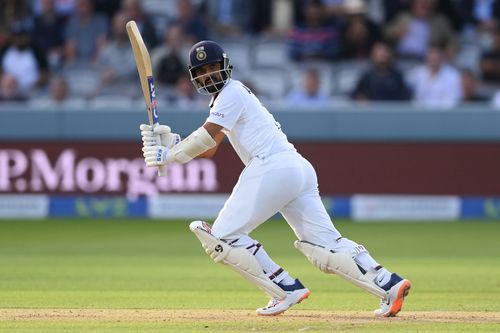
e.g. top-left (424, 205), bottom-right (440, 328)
top-left (209, 92), bottom-right (220, 108)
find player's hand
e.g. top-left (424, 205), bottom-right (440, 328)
top-left (155, 124), bottom-right (181, 148)
top-left (140, 123), bottom-right (179, 167)
top-left (140, 124), bottom-right (180, 149)
top-left (142, 144), bottom-right (171, 167)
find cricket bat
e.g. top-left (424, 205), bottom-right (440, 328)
top-left (126, 20), bottom-right (166, 176)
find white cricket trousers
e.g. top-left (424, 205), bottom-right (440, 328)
top-left (211, 150), bottom-right (342, 246)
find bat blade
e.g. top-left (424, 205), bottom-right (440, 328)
top-left (126, 20), bottom-right (157, 125)
top-left (126, 20), bottom-right (165, 176)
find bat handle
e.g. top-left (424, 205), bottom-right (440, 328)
top-left (157, 165), bottom-right (166, 177)
top-left (153, 123), bottom-right (167, 177)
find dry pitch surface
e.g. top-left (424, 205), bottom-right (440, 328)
top-left (2, 309), bottom-right (499, 324)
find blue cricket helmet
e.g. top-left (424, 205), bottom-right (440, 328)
top-left (188, 40), bottom-right (232, 95)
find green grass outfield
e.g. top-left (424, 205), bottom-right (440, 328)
top-left (0, 219), bottom-right (499, 332)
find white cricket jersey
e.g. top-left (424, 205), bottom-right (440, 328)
top-left (206, 80), bottom-right (295, 165)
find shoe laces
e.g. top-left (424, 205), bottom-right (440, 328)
top-left (264, 298), bottom-right (281, 309)
top-left (380, 293), bottom-right (390, 307)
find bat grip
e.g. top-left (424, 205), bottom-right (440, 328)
top-left (153, 123), bottom-right (167, 177)
top-left (157, 165), bottom-right (166, 177)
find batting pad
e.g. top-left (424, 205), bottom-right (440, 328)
top-left (189, 221), bottom-right (287, 300)
top-left (295, 240), bottom-right (387, 299)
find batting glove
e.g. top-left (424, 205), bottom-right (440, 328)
top-left (142, 144), bottom-right (171, 167)
top-left (140, 124), bottom-right (181, 149)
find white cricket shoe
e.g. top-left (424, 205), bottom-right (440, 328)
top-left (374, 273), bottom-right (412, 317)
top-left (256, 279), bottom-right (310, 316)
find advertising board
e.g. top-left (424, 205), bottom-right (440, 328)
top-left (1, 142), bottom-right (499, 197)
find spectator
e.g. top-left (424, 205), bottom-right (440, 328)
top-left (480, 29), bottom-right (500, 84)
top-left (461, 69), bottom-right (489, 102)
top-left (288, 0), bottom-right (341, 61)
top-left (203, 0), bottom-right (255, 38)
top-left (97, 11), bottom-right (137, 88)
top-left (32, 0), bottom-right (75, 18)
top-left (490, 89), bottom-right (500, 108)
top-left (459, 0), bottom-right (500, 34)
top-left (48, 75), bottom-right (69, 103)
top-left (29, 75), bottom-right (86, 109)
top-left (384, 0), bottom-right (456, 60)
top-left (93, 0), bottom-right (122, 22)
top-left (340, 0), bottom-right (381, 60)
top-left (319, 0), bottom-right (346, 19)
top-left (363, 0), bottom-right (409, 26)
top-left (1, 1), bottom-right (32, 32)
top-left (31, 0), bottom-right (66, 70)
top-left (64, 0), bottom-right (108, 66)
top-left (431, 0), bottom-right (463, 32)
top-left (294, 0), bottom-right (407, 26)
top-left (171, 76), bottom-right (208, 109)
top-left (174, 0), bottom-right (209, 44)
top-left (0, 74), bottom-right (27, 102)
top-left (293, 0), bottom-right (347, 22)
top-left (351, 42), bottom-right (411, 101)
top-left (0, 20), bottom-right (49, 95)
top-left (286, 68), bottom-right (330, 107)
top-left (250, 0), bottom-right (273, 35)
top-left (152, 24), bottom-right (187, 87)
top-left (407, 46), bottom-right (462, 108)
top-left (121, 0), bottom-right (158, 49)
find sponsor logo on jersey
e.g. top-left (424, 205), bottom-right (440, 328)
top-left (210, 111), bottom-right (224, 119)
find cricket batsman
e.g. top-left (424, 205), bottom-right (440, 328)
top-left (140, 40), bottom-right (411, 316)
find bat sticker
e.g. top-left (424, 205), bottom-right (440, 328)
top-left (147, 76), bottom-right (159, 124)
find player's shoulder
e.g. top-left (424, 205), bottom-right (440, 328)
top-left (217, 80), bottom-right (248, 103)
top-left (221, 79), bottom-right (245, 95)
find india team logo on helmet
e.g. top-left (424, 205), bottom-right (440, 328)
top-left (195, 47), bottom-right (207, 61)
top-left (188, 40), bottom-right (232, 95)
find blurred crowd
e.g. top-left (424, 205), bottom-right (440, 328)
top-left (2, 0), bottom-right (500, 110)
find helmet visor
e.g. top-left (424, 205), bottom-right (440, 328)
top-left (190, 67), bottom-right (232, 95)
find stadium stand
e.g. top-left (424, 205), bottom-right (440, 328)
top-left (1, 0), bottom-right (500, 109)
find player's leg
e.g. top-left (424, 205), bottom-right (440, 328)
top-left (227, 235), bottom-right (311, 316)
top-left (191, 221), bottom-right (310, 315)
top-left (190, 154), bottom-right (310, 315)
top-left (189, 221), bottom-right (289, 300)
top-left (280, 156), bottom-right (411, 316)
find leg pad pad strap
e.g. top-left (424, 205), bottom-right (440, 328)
top-left (295, 240), bottom-right (386, 299)
top-left (190, 221), bottom-right (286, 300)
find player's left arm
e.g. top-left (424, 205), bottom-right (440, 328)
top-left (197, 122), bottom-right (225, 159)
top-left (142, 122), bottom-right (223, 167)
